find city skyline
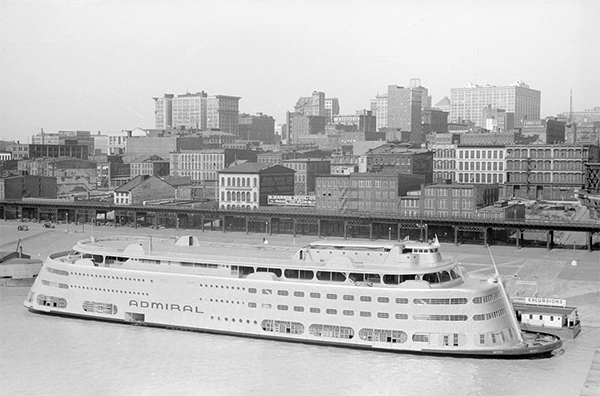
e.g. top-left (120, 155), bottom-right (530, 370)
top-left (1, 0), bottom-right (598, 142)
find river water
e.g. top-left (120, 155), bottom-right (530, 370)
top-left (0, 287), bottom-right (598, 396)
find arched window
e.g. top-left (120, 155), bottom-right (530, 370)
top-left (221, 177), bottom-right (225, 186)
top-left (227, 177), bottom-right (231, 187)
top-left (247, 193), bottom-right (251, 203)
top-left (254, 177), bottom-right (258, 187)
top-left (253, 192), bottom-right (257, 202)
top-left (242, 178), bottom-right (245, 187)
top-left (221, 191), bottom-right (225, 201)
top-left (247, 177), bottom-right (251, 186)
top-left (237, 192), bottom-right (241, 201)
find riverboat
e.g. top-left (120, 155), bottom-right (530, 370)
top-left (24, 235), bottom-right (562, 358)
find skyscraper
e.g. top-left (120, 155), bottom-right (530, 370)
top-left (387, 85), bottom-right (422, 142)
top-left (450, 81), bottom-right (540, 127)
top-left (324, 98), bottom-right (340, 123)
top-left (294, 91), bottom-right (325, 116)
top-left (154, 91), bottom-right (240, 134)
top-left (207, 95), bottom-right (241, 135)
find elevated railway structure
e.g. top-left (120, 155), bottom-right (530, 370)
top-left (1, 199), bottom-right (598, 251)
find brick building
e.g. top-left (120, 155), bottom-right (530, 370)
top-left (218, 163), bottom-right (295, 210)
top-left (315, 172), bottom-right (424, 213)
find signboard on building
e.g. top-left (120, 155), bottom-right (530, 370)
top-left (268, 195), bottom-right (316, 207)
top-left (512, 296), bottom-right (567, 308)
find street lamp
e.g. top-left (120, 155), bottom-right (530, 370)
top-left (388, 227), bottom-right (392, 240)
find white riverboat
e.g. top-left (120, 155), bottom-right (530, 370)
top-left (24, 235), bottom-right (562, 358)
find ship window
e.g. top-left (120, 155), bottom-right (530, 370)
top-left (309, 324), bottom-right (354, 339)
top-left (395, 313), bottom-right (408, 320)
top-left (284, 269), bottom-right (299, 278)
top-left (473, 314), bottom-right (485, 321)
top-left (412, 333), bottom-right (429, 343)
top-left (343, 295), bottom-right (354, 301)
top-left (310, 307), bottom-right (321, 313)
top-left (377, 297), bottom-right (389, 303)
top-left (248, 302), bottom-right (257, 308)
top-left (377, 312), bottom-right (389, 319)
top-left (277, 305), bottom-right (288, 311)
top-left (326, 293), bottom-right (337, 300)
top-left (383, 274), bottom-right (399, 284)
top-left (257, 267), bottom-right (282, 277)
top-left (360, 296), bottom-right (372, 302)
top-left (316, 271), bottom-right (346, 282)
top-left (480, 334), bottom-right (485, 344)
top-left (349, 273), bottom-right (381, 284)
top-left (262, 289), bottom-right (272, 295)
top-left (261, 303), bottom-right (272, 309)
top-left (422, 272), bottom-right (440, 283)
top-left (310, 292), bottom-right (321, 298)
top-left (294, 306), bottom-right (304, 312)
top-left (294, 291), bottom-right (305, 297)
top-left (359, 329), bottom-right (407, 343)
top-left (413, 314), bottom-right (468, 321)
top-left (395, 298), bottom-right (408, 304)
top-left (450, 268), bottom-right (461, 280)
top-left (277, 290), bottom-right (289, 296)
top-left (343, 310), bottom-right (354, 316)
top-left (299, 270), bottom-right (314, 280)
top-left (326, 309), bottom-right (337, 315)
top-left (360, 311), bottom-right (371, 317)
top-left (439, 271), bottom-right (452, 282)
top-left (248, 288), bottom-right (257, 294)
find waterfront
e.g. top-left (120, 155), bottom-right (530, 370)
top-left (1, 221), bottom-right (599, 396)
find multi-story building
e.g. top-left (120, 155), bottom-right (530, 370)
top-left (399, 181), bottom-right (500, 219)
top-left (217, 163), bottom-right (295, 210)
top-left (521, 118), bottom-right (566, 144)
top-left (281, 158), bottom-right (330, 195)
top-left (576, 162), bottom-right (600, 219)
top-left (238, 113), bottom-right (275, 143)
top-left (450, 81), bottom-right (541, 127)
top-left (505, 144), bottom-right (600, 201)
top-left (409, 78), bottom-right (431, 109)
top-left (330, 155), bottom-right (359, 175)
top-left (456, 145), bottom-right (506, 184)
top-left (364, 143), bottom-right (434, 183)
top-left (481, 106), bottom-right (515, 133)
top-left (153, 94), bottom-right (174, 129)
top-left (114, 175), bottom-right (191, 206)
top-left (422, 108), bottom-right (449, 135)
top-left (7, 143), bottom-right (29, 160)
top-left (567, 122), bottom-right (600, 145)
top-left (387, 85), bottom-right (422, 143)
top-left (0, 175), bottom-right (57, 199)
top-left (207, 95), bottom-right (241, 135)
top-left (324, 98), bottom-right (340, 123)
top-left (17, 158), bottom-right (97, 195)
top-left (294, 91), bottom-right (325, 116)
top-left (170, 148), bottom-right (257, 183)
top-left (315, 172), bottom-right (424, 213)
top-left (29, 144), bottom-right (88, 160)
top-left (130, 155), bottom-right (170, 178)
top-left (558, 106), bottom-right (600, 124)
top-left (333, 110), bottom-right (376, 133)
top-left (374, 93), bottom-right (388, 130)
top-left (285, 112), bottom-right (327, 145)
top-left (31, 130), bottom-right (94, 154)
top-left (172, 92), bottom-right (207, 130)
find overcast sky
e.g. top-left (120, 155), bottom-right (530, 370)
top-left (1, 0), bottom-right (598, 142)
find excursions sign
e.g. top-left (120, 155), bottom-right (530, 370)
top-left (267, 195), bottom-right (316, 207)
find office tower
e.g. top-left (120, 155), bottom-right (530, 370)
top-left (409, 78), bottom-right (432, 109)
top-left (387, 85), bottom-right (422, 142)
top-left (324, 98), bottom-right (340, 123)
top-left (206, 95), bottom-right (241, 135)
top-left (450, 81), bottom-right (540, 127)
top-left (294, 91), bottom-right (325, 116)
top-left (171, 92), bottom-right (207, 130)
top-left (154, 94), bottom-right (174, 129)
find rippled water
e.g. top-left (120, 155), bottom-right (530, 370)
top-left (1, 287), bottom-right (596, 396)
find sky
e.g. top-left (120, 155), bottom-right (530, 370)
top-left (1, 0), bottom-right (598, 142)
